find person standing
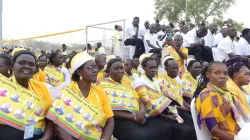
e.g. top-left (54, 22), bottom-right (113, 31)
top-left (113, 25), bottom-right (123, 57)
top-left (235, 28), bottom-right (250, 57)
top-left (204, 23), bottom-right (218, 48)
top-left (139, 21), bottom-right (150, 39)
top-left (124, 17), bottom-right (145, 58)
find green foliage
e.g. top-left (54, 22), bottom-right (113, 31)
top-left (154, 0), bottom-right (235, 25)
top-left (214, 18), bottom-right (245, 32)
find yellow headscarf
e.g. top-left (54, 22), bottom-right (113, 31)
top-left (139, 53), bottom-right (153, 64)
top-left (106, 55), bottom-right (116, 63)
top-left (11, 48), bottom-right (25, 57)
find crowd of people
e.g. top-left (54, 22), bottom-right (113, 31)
top-left (0, 17), bottom-right (250, 140)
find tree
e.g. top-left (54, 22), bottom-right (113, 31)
top-left (214, 18), bottom-right (245, 32)
top-left (154, 0), bottom-right (235, 26)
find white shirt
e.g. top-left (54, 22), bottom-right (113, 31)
top-left (186, 28), bottom-right (202, 47)
top-left (213, 33), bottom-right (224, 47)
top-left (157, 31), bottom-right (166, 47)
top-left (139, 28), bottom-right (149, 38)
top-left (214, 37), bottom-right (239, 62)
top-left (60, 67), bottom-right (70, 82)
top-left (125, 23), bottom-right (140, 40)
top-left (235, 37), bottom-right (250, 56)
top-left (157, 31), bottom-right (165, 40)
top-left (62, 50), bottom-right (67, 55)
top-left (98, 47), bottom-right (105, 54)
top-left (176, 32), bottom-right (190, 48)
top-left (204, 29), bottom-right (215, 47)
top-left (144, 32), bottom-right (159, 53)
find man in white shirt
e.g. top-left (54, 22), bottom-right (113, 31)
top-left (213, 28), bottom-right (228, 47)
top-left (144, 24), bottom-right (161, 53)
top-left (124, 17), bottom-right (144, 58)
top-left (175, 25), bottom-right (190, 48)
top-left (157, 25), bottom-right (172, 47)
top-left (214, 26), bottom-right (238, 62)
top-left (235, 28), bottom-right (250, 57)
top-left (139, 21), bottom-right (150, 39)
top-left (204, 23), bottom-right (218, 47)
top-left (186, 26), bottom-right (213, 62)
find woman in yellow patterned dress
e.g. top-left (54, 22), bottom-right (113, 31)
top-left (132, 56), bottom-right (140, 76)
top-left (0, 50), bottom-right (53, 139)
top-left (132, 57), bottom-right (197, 140)
top-left (44, 51), bottom-right (67, 87)
top-left (46, 51), bottom-right (114, 140)
top-left (98, 58), bottom-right (176, 140)
top-left (159, 57), bottom-right (193, 124)
top-left (122, 59), bottom-right (139, 85)
top-left (95, 54), bottom-right (106, 80)
top-left (195, 61), bottom-right (250, 140)
top-left (225, 59), bottom-right (250, 110)
top-left (162, 35), bottom-right (188, 77)
top-left (33, 54), bottom-right (48, 83)
top-left (182, 60), bottom-right (202, 104)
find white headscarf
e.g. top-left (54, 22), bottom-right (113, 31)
top-left (70, 51), bottom-right (93, 74)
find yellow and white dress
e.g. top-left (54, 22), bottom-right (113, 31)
top-left (131, 75), bottom-right (172, 116)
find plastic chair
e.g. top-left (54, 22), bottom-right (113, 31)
top-left (190, 98), bottom-right (212, 140)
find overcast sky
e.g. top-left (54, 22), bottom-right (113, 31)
top-left (2, 0), bottom-right (250, 44)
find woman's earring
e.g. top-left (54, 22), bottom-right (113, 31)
top-left (80, 76), bottom-right (83, 80)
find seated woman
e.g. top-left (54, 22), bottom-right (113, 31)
top-left (132, 57), bottom-right (197, 140)
top-left (225, 60), bottom-right (250, 110)
top-left (195, 61), bottom-right (250, 140)
top-left (44, 51), bottom-right (70, 87)
top-left (182, 60), bottom-right (202, 103)
top-left (33, 55), bottom-right (47, 83)
top-left (162, 35), bottom-right (188, 77)
top-left (97, 55), bottom-right (115, 80)
top-left (46, 51), bottom-right (114, 140)
top-left (138, 53), bottom-right (164, 79)
top-left (98, 58), bottom-right (173, 140)
top-left (159, 57), bottom-right (193, 123)
top-left (95, 54), bottom-right (106, 80)
top-left (0, 54), bottom-right (12, 78)
top-left (122, 59), bottom-right (139, 85)
top-left (0, 50), bottom-right (53, 139)
top-left (132, 56), bottom-right (140, 76)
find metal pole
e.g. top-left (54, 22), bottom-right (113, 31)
top-left (89, 26), bottom-right (116, 31)
top-left (185, 0), bottom-right (188, 23)
top-left (122, 20), bottom-right (126, 59)
top-left (87, 19), bottom-right (126, 27)
top-left (85, 27), bottom-right (88, 52)
top-left (0, 0), bottom-right (2, 53)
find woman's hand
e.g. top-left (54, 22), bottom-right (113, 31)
top-left (134, 112), bottom-right (145, 124)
